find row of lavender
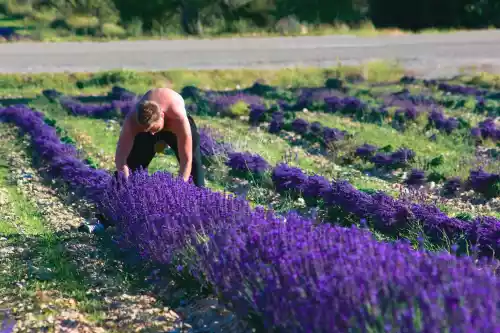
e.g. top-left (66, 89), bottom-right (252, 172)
top-left (41, 90), bottom-right (500, 261)
top-left (2, 104), bottom-right (500, 332)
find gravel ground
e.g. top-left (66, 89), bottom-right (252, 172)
top-left (0, 124), bottom-right (253, 333)
top-left (1, 30), bottom-right (500, 78)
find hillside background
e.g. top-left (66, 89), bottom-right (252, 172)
top-left (1, 0), bottom-right (500, 41)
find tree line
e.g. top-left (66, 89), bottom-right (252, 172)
top-left (4, 0), bottom-right (500, 36)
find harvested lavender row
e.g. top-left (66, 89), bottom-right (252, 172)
top-left (2, 104), bottom-right (499, 333)
top-left (188, 90), bottom-right (421, 175)
top-left (429, 81), bottom-right (490, 97)
top-left (43, 89), bottom-right (137, 118)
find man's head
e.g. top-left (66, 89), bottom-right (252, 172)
top-left (135, 100), bottom-right (164, 134)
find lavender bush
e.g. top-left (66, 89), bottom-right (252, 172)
top-left (198, 127), bottom-right (234, 161)
top-left (436, 82), bottom-right (488, 97)
top-left (427, 109), bottom-right (461, 134)
top-left (226, 152), bottom-right (270, 179)
top-left (270, 163), bottom-right (500, 258)
top-left (57, 94), bottom-right (136, 119)
top-left (209, 93), bottom-right (264, 116)
top-left (470, 118), bottom-right (500, 142)
top-left (405, 169), bottom-right (426, 186)
top-left (468, 168), bottom-right (500, 199)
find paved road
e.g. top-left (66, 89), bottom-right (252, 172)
top-left (2, 30), bottom-right (500, 78)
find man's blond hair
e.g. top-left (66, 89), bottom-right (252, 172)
top-left (136, 100), bottom-right (161, 126)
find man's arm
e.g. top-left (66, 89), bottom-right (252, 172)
top-left (170, 99), bottom-right (193, 182)
top-left (115, 117), bottom-right (135, 178)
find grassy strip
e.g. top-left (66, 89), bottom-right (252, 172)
top-left (298, 111), bottom-right (489, 178)
top-left (0, 126), bottom-right (46, 235)
top-left (0, 63), bottom-right (405, 97)
top-left (193, 115), bottom-right (394, 192)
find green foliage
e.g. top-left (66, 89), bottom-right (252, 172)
top-left (76, 70), bottom-right (144, 89)
top-left (368, 0), bottom-right (500, 30)
top-left (228, 101), bottom-right (251, 117)
top-left (2, 0), bottom-right (500, 40)
top-left (428, 155), bottom-right (445, 168)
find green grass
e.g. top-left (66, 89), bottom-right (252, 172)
top-left (0, 128), bottom-right (46, 235)
top-left (193, 115), bottom-right (394, 192)
top-left (0, 63), bottom-right (405, 98)
top-left (299, 111), bottom-right (495, 178)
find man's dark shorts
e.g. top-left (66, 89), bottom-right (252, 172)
top-left (124, 115), bottom-right (205, 187)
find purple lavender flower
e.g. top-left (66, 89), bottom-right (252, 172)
top-left (268, 112), bottom-right (284, 134)
top-left (310, 121), bottom-right (322, 134)
top-left (468, 168), bottom-right (500, 199)
top-left (370, 153), bottom-right (394, 169)
top-left (428, 109), bottom-right (446, 129)
top-left (470, 127), bottom-right (482, 138)
top-left (437, 82), bottom-right (488, 96)
top-left (211, 93), bottom-right (264, 114)
top-left (271, 163), bottom-right (308, 194)
top-left (55, 93), bottom-right (136, 119)
top-left (398, 106), bottom-right (419, 121)
top-left (444, 117), bottom-right (459, 134)
top-left (391, 148), bottom-right (416, 165)
top-left (405, 169), bottom-right (426, 186)
top-left (476, 118), bottom-right (500, 141)
top-left (324, 96), bottom-right (343, 113)
top-left (466, 216), bottom-right (500, 257)
top-left (226, 152), bottom-right (270, 175)
top-left (291, 118), bottom-right (310, 135)
top-left (443, 177), bottom-right (462, 196)
top-left (342, 97), bottom-right (365, 115)
top-left (322, 127), bottom-right (346, 144)
top-left (302, 174), bottom-right (330, 201)
top-left (249, 104), bottom-right (267, 126)
top-left (295, 88), bottom-right (342, 109)
top-left (198, 127), bottom-right (233, 158)
top-left (355, 143), bottom-right (378, 160)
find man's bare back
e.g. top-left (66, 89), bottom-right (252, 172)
top-left (115, 88), bottom-right (199, 184)
top-left (129, 88), bottom-right (187, 133)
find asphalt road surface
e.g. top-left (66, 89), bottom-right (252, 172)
top-left (1, 30), bottom-right (500, 78)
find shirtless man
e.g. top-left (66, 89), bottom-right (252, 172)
top-left (114, 88), bottom-right (205, 187)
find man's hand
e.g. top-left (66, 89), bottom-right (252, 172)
top-left (115, 115), bottom-right (135, 179)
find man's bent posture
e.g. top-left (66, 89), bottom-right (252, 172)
top-left (114, 88), bottom-right (205, 187)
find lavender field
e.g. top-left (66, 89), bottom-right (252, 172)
top-left (0, 68), bottom-right (499, 332)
